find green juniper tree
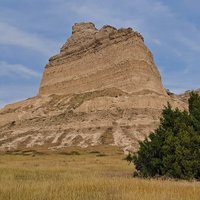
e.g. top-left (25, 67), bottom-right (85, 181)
top-left (189, 92), bottom-right (200, 132)
top-left (128, 92), bottom-right (200, 180)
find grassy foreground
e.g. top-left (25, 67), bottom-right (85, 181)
top-left (0, 150), bottom-right (199, 200)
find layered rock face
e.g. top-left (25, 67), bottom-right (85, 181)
top-left (0, 22), bottom-right (187, 152)
top-left (39, 22), bottom-right (166, 96)
top-left (177, 89), bottom-right (200, 103)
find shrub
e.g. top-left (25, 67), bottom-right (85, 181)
top-left (128, 92), bottom-right (200, 180)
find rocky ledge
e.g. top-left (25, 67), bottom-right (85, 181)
top-left (48, 22), bottom-right (144, 66)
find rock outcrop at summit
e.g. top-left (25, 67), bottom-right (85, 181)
top-left (0, 22), bottom-right (187, 152)
top-left (39, 22), bottom-right (166, 96)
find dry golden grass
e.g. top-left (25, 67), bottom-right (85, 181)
top-left (0, 150), bottom-right (199, 200)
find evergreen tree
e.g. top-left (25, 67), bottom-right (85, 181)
top-left (128, 92), bottom-right (200, 180)
top-left (189, 92), bottom-right (200, 132)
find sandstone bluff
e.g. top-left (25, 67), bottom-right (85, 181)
top-left (0, 22), bottom-right (188, 152)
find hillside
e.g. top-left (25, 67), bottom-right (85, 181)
top-left (0, 22), bottom-right (187, 152)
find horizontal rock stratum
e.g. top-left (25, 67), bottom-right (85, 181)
top-left (39, 22), bottom-right (165, 96)
top-left (0, 22), bottom-right (187, 152)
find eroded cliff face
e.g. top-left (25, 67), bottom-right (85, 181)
top-left (39, 22), bottom-right (166, 96)
top-left (177, 89), bottom-right (200, 103)
top-left (0, 22), bottom-right (187, 152)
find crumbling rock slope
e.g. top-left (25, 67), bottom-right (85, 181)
top-left (0, 22), bottom-right (187, 152)
top-left (177, 89), bottom-right (200, 103)
top-left (39, 22), bottom-right (165, 96)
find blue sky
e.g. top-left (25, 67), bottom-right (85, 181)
top-left (0, 0), bottom-right (200, 108)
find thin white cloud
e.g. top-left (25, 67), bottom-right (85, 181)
top-left (0, 84), bottom-right (38, 108)
top-left (0, 21), bottom-right (58, 55)
top-left (0, 61), bottom-right (40, 78)
top-left (177, 35), bottom-right (200, 53)
top-left (0, 100), bottom-right (6, 109)
top-left (65, 2), bottom-right (144, 30)
top-left (152, 38), bottom-right (161, 45)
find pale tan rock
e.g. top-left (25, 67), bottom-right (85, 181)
top-left (39, 22), bottom-right (165, 96)
top-left (177, 89), bottom-right (200, 103)
top-left (0, 22), bottom-right (188, 152)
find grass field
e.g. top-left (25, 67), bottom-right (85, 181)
top-left (0, 148), bottom-right (199, 200)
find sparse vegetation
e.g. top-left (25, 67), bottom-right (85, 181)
top-left (0, 153), bottom-right (200, 200)
top-left (129, 92), bottom-right (200, 180)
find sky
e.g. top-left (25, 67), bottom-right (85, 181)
top-left (0, 0), bottom-right (200, 108)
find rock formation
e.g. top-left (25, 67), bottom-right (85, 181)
top-left (39, 22), bottom-right (165, 96)
top-left (177, 89), bottom-right (200, 103)
top-left (0, 22), bottom-right (187, 152)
